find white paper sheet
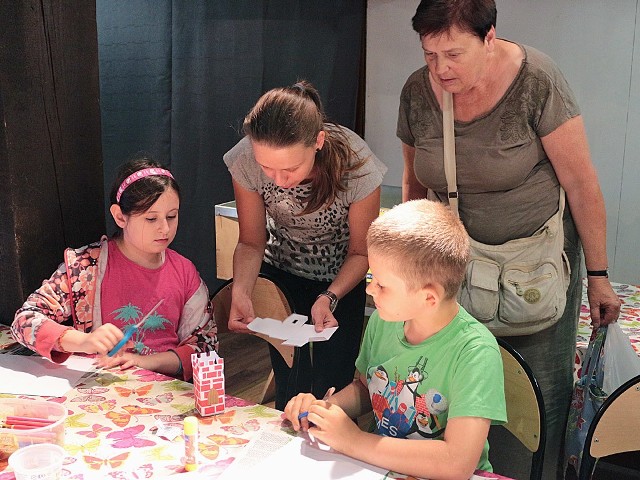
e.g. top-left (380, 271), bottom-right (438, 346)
top-left (218, 434), bottom-right (388, 479)
top-left (0, 354), bottom-right (97, 396)
top-left (216, 432), bottom-right (500, 480)
top-left (248, 314), bottom-right (338, 347)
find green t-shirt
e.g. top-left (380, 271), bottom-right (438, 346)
top-left (355, 307), bottom-right (507, 472)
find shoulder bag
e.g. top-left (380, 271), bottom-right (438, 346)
top-left (442, 91), bottom-right (571, 336)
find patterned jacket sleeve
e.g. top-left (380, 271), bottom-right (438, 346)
top-left (173, 279), bottom-right (218, 381)
top-left (10, 262), bottom-right (75, 362)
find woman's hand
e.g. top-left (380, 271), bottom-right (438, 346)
top-left (587, 278), bottom-right (621, 328)
top-left (310, 296), bottom-right (339, 332)
top-left (228, 293), bottom-right (255, 333)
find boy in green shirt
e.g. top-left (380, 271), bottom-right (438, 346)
top-left (285, 199), bottom-right (507, 479)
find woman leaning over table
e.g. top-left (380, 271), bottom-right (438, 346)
top-left (223, 80), bottom-right (387, 411)
top-left (398, 1), bottom-right (620, 478)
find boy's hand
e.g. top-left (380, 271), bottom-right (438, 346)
top-left (306, 403), bottom-right (361, 454)
top-left (284, 393), bottom-right (318, 431)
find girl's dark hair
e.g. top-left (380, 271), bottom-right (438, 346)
top-left (109, 154), bottom-right (180, 217)
top-left (412, 0), bottom-right (496, 40)
top-left (243, 80), bottom-right (366, 214)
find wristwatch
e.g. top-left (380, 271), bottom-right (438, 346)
top-left (316, 290), bottom-right (339, 313)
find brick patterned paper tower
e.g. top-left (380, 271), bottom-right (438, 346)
top-left (192, 351), bottom-right (225, 416)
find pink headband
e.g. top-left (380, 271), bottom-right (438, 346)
top-left (116, 167), bottom-right (174, 203)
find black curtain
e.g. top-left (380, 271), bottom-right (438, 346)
top-left (0, 1), bottom-right (103, 324)
top-left (96, 0), bottom-right (366, 292)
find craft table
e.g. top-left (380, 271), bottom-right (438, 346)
top-left (575, 280), bottom-right (640, 379)
top-left (0, 326), bottom-right (513, 479)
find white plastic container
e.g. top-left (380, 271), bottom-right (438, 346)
top-left (8, 443), bottom-right (65, 480)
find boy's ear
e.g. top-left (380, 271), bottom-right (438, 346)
top-left (110, 204), bottom-right (127, 228)
top-left (421, 283), bottom-right (444, 308)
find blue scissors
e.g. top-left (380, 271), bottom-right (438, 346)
top-left (107, 299), bottom-right (164, 357)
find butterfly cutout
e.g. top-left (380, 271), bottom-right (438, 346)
top-left (78, 399), bottom-right (116, 413)
top-left (133, 369), bottom-right (171, 382)
top-left (107, 424), bottom-right (156, 448)
top-left (243, 404), bottom-right (279, 418)
top-left (78, 423), bottom-right (112, 438)
top-left (153, 414), bottom-right (185, 423)
top-left (161, 380), bottom-right (193, 392)
top-left (107, 463), bottom-right (153, 479)
top-left (59, 470), bottom-right (84, 480)
top-left (115, 385), bottom-right (153, 397)
top-left (64, 438), bottom-right (101, 455)
top-left (198, 442), bottom-right (220, 460)
top-left (105, 405), bottom-right (162, 427)
top-left (206, 433), bottom-right (250, 446)
top-left (95, 372), bottom-right (129, 386)
top-left (83, 452), bottom-right (130, 470)
top-left (137, 392), bottom-right (173, 405)
top-left (122, 405), bottom-right (162, 415)
top-left (225, 396), bottom-right (253, 408)
top-left (66, 413), bottom-right (90, 428)
top-left (105, 411), bottom-right (133, 428)
top-left (220, 419), bottom-right (260, 435)
top-left (197, 410), bottom-right (236, 424)
top-left (71, 394), bottom-right (107, 403)
top-left (76, 386), bottom-right (109, 394)
top-left (143, 446), bottom-right (173, 462)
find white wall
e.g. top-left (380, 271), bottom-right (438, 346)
top-left (366, 0), bottom-right (640, 284)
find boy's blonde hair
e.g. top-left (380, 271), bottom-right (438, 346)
top-left (367, 199), bottom-right (470, 299)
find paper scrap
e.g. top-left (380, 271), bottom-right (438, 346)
top-left (0, 354), bottom-right (96, 397)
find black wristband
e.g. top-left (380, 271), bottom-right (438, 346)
top-left (586, 269), bottom-right (608, 278)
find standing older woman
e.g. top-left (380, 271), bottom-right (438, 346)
top-left (397, 1), bottom-right (620, 478)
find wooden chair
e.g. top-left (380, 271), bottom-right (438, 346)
top-left (496, 338), bottom-right (546, 480)
top-left (211, 273), bottom-right (296, 404)
top-left (577, 374), bottom-right (640, 479)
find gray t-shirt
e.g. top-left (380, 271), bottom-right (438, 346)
top-left (397, 43), bottom-right (580, 244)
top-left (224, 125), bottom-right (387, 281)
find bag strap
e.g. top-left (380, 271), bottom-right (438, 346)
top-left (442, 91), bottom-right (459, 217)
top-left (440, 90), bottom-right (566, 220)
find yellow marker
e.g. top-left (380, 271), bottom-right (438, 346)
top-left (183, 416), bottom-right (198, 472)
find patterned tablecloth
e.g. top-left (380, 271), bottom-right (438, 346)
top-left (0, 326), bottom-right (512, 480)
top-left (575, 280), bottom-right (640, 379)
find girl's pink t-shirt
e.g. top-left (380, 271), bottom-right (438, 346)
top-left (100, 240), bottom-right (201, 355)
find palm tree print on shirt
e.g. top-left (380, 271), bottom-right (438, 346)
top-left (112, 303), bottom-right (171, 354)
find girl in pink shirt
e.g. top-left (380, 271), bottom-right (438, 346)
top-left (11, 156), bottom-right (217, 380)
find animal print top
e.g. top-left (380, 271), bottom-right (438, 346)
top-left (224, 125), bottom-right (387, 281)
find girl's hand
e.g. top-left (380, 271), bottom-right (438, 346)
top-left (96, 351), bottom-right (143, 371)
top-left (228, 294), bottom-right (255, 333)
top-left (77, 324), bottom-right (126, 356)
top-left (306, 402), bottom-right (362, 454)
top-left (311, 297), bottom-right (339, 332)
top-left (284, 393), bottom-right (318, 432)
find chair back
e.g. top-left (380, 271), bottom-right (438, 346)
top-left (497, 338), bottom-right (546, 480)
top-left (578, 374), bottom-right (640, 479)
top-left (210, 274), bottom-right (296, 404)
top-left (211, 274), bottom-right (295, 368)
